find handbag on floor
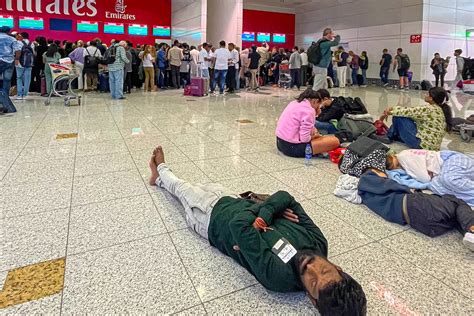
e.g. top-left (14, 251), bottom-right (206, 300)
top-left (338, 136), bottom-right (390, 177)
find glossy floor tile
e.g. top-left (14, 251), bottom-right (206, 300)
top-left (1, 86), bottom-right (473, 314)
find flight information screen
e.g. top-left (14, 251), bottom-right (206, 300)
top-left (273, 33), bottom-right (286, 43)
top-left (242, 32), bottom-right (255, 42)
top-left (19, 17), bottom-right (44, 30)
top-left (104, 22), bottom-right (124, 34)
top-left (257, 32), bottom-right (270, 42)
top-left (0, 15), bottom-right (14, 28)
top-left (77, 21), bottom-right (99, 33)
top-left (153, 26), bottom-right (171, 37)
top-left (129, 24), bottom-right (148, 36)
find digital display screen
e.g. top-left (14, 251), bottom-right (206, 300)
top-left (50, 18), bottom-right (72, 32)
top-left (19, 17), bottom-right (44, 30)
top-left (273, 33), bottom-right (286, 43)
top-left (0, 15), bottom-right (14, 28)
top-left (153, 26), bottom-right (171, 37)
top-left (128, 24), bottom-right (148, 36)
top-left (104, 22), bottom-right (124, 34)
top-left (77, 21), bottom-right (99, 33)
top-left (257, 32), bottom-right (270, 42)
top-left (242, 32), bottom-right (255, 42)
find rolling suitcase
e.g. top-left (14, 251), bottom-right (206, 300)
top-left (40, 76), bottom-right (47, 96)
top-left (186, 68), bottom-right (208, 97)
top-left (357, 74), bottom-right (364, 86)
top-left (99, 72), bottom-right (110, 93)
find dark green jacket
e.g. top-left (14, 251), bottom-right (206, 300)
top-left (208, 191), bottom-right (328, 293)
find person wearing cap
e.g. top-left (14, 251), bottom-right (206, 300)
top-left (0, 26), bottom-right (22, 113)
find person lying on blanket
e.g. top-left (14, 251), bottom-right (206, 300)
top-left (358, 168), bottom-right (474, 252)
top-left (386, 149), bottom-right (474, 206)
top-left (148, 146), bottom-right (366, 315)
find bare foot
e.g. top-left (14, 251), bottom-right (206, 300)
top-left (148, 146), bottom-right (165, 186)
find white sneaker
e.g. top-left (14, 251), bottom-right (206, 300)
top-left (463, 232), bottom-right (474, 252)
top-left (383, 83), bottom-right (389, 87)
top-left (15, 96), bottom-right (23, 100)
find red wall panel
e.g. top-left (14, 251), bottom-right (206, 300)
top-left (1, 0), bottom-right (171, 45)
top-left (242, 9), bottom-right (295, 50)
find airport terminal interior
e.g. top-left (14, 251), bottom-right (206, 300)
top-left (1, 0), bottom-right (474, 315)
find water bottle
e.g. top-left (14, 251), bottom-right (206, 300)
top-left (305, 144), bottom-right (312, 167)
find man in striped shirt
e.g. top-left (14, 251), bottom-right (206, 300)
top-left (108, 40), bottom-right (129, 100)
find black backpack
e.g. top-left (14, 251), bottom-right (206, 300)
top-left (420, 80), bottom-right (432, 91)
top-left (334, 96), bottom-right (368, 115)
top-left (307, 39), bottom-right (328, 66)
top-left (102, 46), bottom-right (117, 65)
top-left (400, 55), bottom-right (410, 69)
top-left (84, 48), bottom-right (100, 70)
top-left (19, 41), bottom-right (34, 67)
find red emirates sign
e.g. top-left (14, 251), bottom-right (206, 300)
top-left (410, 34), bottom-right (422, 43)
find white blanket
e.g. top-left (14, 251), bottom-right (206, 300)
top-left (334, 174), bottom-right (362, 204)
top-left (396, 149), bottom-right (443, 183)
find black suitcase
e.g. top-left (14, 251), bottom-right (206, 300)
top-left (357, 74), bottom-right (364, 86)
top-left (99, 72), bottom-right (110, 93)
top-left (421, 80), bottom-right (432, 90)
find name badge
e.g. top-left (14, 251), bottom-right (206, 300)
top-left (272, 238), bottom-right (297, 263)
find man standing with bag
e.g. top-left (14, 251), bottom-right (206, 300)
top-left (15, 32), bottom-right (34, 100)
top-left (0, 26), bottom-right (21, 114)
top-left (309, 28), bottom-right (340, 91)
top-left (106, 40), bottom-right (129, 100)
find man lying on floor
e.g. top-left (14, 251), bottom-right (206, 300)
top-left (149, 146), bottom-right (366, 315)
top-left (359, 168), bottom-right (474, 252)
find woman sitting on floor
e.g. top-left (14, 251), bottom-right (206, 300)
top-left (276, 88), bottom-right (340, 158)
top-left (387, 149), bottom-right (474, 207)
top-left (380, 87), bottom-right (452, 150)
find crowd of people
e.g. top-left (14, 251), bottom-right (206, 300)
top-left (1, 21), bottom-right (473, 314)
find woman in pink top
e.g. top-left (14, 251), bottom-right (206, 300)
top-left (276, 88), bottom-right (340, 157)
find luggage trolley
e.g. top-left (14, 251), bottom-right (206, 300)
top-left (44, 63), bottom-right (82, 106)
top-left (278, 62), bottom-right (292, 89)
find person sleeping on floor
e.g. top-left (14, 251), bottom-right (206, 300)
top-left (358, 168), bottom-right (474, 252)
top-left (386, 149), bottom-right (474, 207)
top-left (148, 146), bottom-right (367, 315)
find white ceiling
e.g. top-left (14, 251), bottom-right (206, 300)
top-left (244, 0), bottom-right (315, 8)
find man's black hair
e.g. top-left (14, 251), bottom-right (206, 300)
top-left (316, 272), bottom-right (367, 316)
top-left (219, 40), bottom-right (226, 47)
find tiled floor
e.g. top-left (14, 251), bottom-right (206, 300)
top-left (1, 86), bottom-right (473, 314)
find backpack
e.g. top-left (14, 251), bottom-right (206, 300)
top-left (19, 41), bottom-right (34, 67)
top-left (462, 57), bottom-right (474, 80)
top-left (400, 55), bottom-right (410, 70)
top-left (333, 96), bottom-right (368, 115)
top-left (338, 137), bottom-right (389, 177)
top-left (84, 48), bottom-right (100, 71)
top-left (307, 39), bottom-right (328, 66)
top-left (420, 80), bottom-right (432, 91)
top-left (102, 46), bottom-right (117, 65)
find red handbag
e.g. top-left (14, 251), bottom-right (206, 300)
top-left (328, 147), bottom-right (346, 164)
top-left (374, 119), bottom-right (389, 136)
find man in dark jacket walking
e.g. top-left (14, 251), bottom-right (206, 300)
top-left (148, 146), bottom-right (367, 315)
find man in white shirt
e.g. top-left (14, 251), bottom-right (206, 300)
top-left (190, 45), bottom-right (200, 77)
top-left (299, 48), bottom-right (308, 87)
top-left (198, 43), bottom-right (211, 79)
top-left (210, 40), bottom-right (231, 95)
top-left (226, 43), bottom-right (239, 93)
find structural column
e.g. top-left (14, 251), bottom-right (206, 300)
top-left (206, 0), bottom-right (243, 47)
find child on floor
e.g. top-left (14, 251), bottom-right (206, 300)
top-left (358, 168), bottom-right (474, 252)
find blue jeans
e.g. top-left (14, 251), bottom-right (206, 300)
top-left (387, 116), bottom-right (422, 149)
top-left (351, 68), bottom-right (359, 86)
top-left (211, 69), bottom-right (227, 93)
top-left (361, 69), bottom-right (367, 85)
top-left (290, 69), bottom-right (300, 88)
top-left (380, 67), bottom-right (389, 84)
top-left (16, 66), bottom-right (32, 97)
top-left (315, 120), bottom-right (338, 134)
top-left (157, 67), bottom-right (166, 88)
top-left (109, 69), bottom-right (124, 99)
top-left (0, 61), bottom-right (14, 97)
top-left (201, 68), bottom-right (209, 79)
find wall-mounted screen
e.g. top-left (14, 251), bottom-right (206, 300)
top-left (0, 15), bottom-right (14, 28)
top-left (153, 26), bottom-right (171, 37)
top-left (19, 17), bottom-right (44, 30)
top-left (273, 33), bottom-right (286, 43)
top-left (129, 24), bottom-right (148, 36)
top-left (242, 32), bottom-right (255, 42)
top-left (257, 32), bottom-right (270, 42)
top-left (104, 22), bottom-right (124, 35)
top-left (77, 21), bottom-right (99, 33)
top-left (50, 18), bottom-right (72, 32)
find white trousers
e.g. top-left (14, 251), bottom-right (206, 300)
top-left (337, 66), bottom-right (347, 88)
